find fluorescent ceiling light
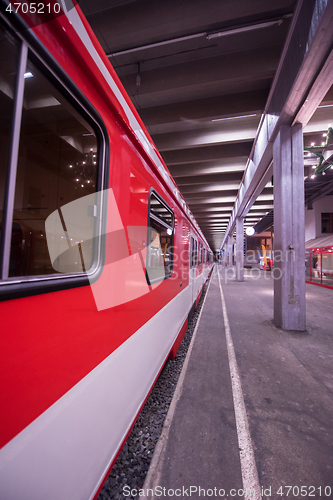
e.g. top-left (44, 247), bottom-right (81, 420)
top-left (206, 20), bottom-right (283, 40)
top-left (24, 72), bottom-right (33, 78)
top-left (212, 114), bottom-right (256, 122)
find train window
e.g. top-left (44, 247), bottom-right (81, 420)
top-left (0, 41), bottom-right (101, 281)
top-left (190, 237), bottom-right (197, 268)
top-left (10, 57), bottom-right (97, 277)
top-left (203, 247), bottom-right (206, 265)
top-left (198, 242), bottom-right (203, 265)
top-left (194, 240), bottom-right (197, 266)
top-left (146, 191), bottom-right (174, 284)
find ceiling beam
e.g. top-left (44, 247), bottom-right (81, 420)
top-left (168, 158), bottom-right (247, 177)
top-left (84, 0), bottom-right (295, 52)
top-left (163, 141), bottom-right (253, 164)
top-left (175, 172), bottom-right (243, 185)
top-left (152, 115), bottom-right (260, 151)
top-left (117, 46), bottom-right (281, 106)
top-left (138, 89), bottom-right (269, 126)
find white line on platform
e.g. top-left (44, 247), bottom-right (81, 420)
top-left (142, 274), bottom-right (213, 498)
top-left (217, 267), bottom-right (262, 500)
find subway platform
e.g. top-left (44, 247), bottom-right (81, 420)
top-left (143, 265), bottom-right (333, 500)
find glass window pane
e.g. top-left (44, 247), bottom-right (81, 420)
top-left (194, 240), bottom-right (197, 267)
top-left (9, 56), bottom-right (98, 277)
top-left (150, 193), bottom-right (173, 228)
top-left (0, 23), bottom-right (20, 246)
top-left (146, 192), bottom-right (174, 284)
top-left (147, 219), bottom-right (173, 283)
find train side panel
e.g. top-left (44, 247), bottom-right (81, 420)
top-left (0, 4), bottom-right (213, 499)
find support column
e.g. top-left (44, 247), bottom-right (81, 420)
top-left (224, 241), bottom-right (228, 267)
top-left (236, 217), bottom-right (244, 281)
top-left (273, 123), bottom-right (305, 331)
top-left (227, 235), bottom-right (233, 268)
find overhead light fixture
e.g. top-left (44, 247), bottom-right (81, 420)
top-left (108, 16), bottom-right (290, 59)
top-left (246, 227), bottom-right (255, 236)
top-left (108, 32), bottom-right (205, 58)
top-left (24, 72), bottom-right (33, 78)
top-left (206, 19), bottom-right (284, 40)
top-left (212, 114), bottom-right (256, 122)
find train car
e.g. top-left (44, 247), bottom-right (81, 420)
top-left (0, 1), bottom-right (213, 499)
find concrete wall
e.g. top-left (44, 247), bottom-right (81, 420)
top-left (305, 196), bottom-right (333, 241)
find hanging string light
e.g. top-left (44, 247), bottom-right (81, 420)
top-left (70, 149), bottom-right (97, 189)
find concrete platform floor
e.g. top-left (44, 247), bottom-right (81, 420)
top-left (143, 265), bottom-right (333, 500)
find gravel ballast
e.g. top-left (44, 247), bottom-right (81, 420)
top-left (98, 277), bottom-right (210, 500)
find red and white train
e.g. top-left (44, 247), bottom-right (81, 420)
top-left (0, 2), bottom-right (213, 498)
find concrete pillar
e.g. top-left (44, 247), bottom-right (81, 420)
top-left (236, 217), bottom-right (244, 281)
top-left (273, 123), bottom-right (305, 331)
top-left (227, 235), bottom-right (233, 268)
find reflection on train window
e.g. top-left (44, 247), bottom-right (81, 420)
top-left (0, 23), bottom-right (19, 251)
top-left (146, 191), bottom-right (174, 284)
top-left (8, 55), bottom-right (98, 277)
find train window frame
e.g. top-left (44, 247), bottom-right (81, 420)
top-left (190, 236), bottom-right (198, 268)
top-left (0, 14), bottom-right (109, 300)
top-left (198, 242), bottom-right (203, 265)
top-left (194, 239), bottom-right (197, 267)
top-left (146, 189), bottom-right (174, 285)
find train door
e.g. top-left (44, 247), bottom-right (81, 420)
top-left (189, 234), bottom-right (197, 305)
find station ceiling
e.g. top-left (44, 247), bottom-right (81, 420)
top-left (80, 0), bottom-right (333, 251)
